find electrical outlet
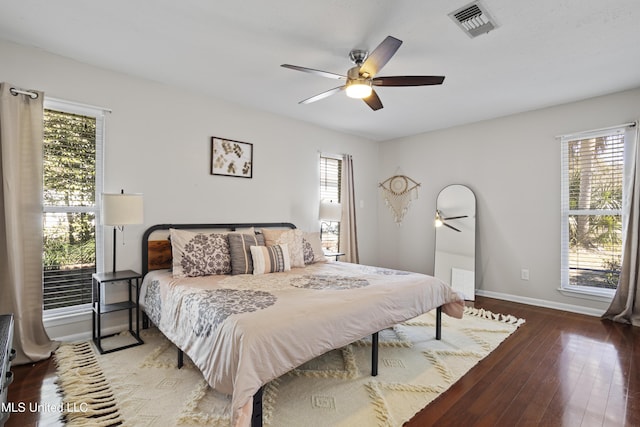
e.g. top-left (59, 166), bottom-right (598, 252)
top-left (521, 269), bottom-right (530, 281)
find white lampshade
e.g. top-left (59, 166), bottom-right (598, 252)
top-left (102, 193), bottom-right (144, 226)
top-left (319, 201), bottom-right (342, 221)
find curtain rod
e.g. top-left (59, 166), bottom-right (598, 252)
top-left (8, 88), bottom-right (113, 114)
top-left (556, 121), bottom-right (637, 139)
top-left (9, 87), bottom-right (38, 99)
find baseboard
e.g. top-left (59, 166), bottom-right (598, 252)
top-left (475, 289), bottom-right (606, 317)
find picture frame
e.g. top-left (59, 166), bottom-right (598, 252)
top-left (210, 137), bottom-right (253, 178)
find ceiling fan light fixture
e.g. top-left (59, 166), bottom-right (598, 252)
top-left (345, 81), bottom-right (372, 99)
top-left (434, 210), bottom-right (444, 227)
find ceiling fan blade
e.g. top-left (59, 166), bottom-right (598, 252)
top-left (372, 75), bottom-right (445, 86)
top-left (362, 89), bottom-right (383, 111)
top-left (359, 36), bottom-right (402, 78)
top-left (281, 64), bottom-right (346, 80)
top-left (299, 86), bottom-right (346, 104)
top-left (443, 223), bottom-right (462, 232)
top-left (443, 215), bottom-right (468, 220)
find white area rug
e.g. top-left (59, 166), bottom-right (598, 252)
top-left (55, 307), bottom-right (525, 426)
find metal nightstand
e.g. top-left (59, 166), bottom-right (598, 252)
top-left (92, 270), bottom-right (144, 354)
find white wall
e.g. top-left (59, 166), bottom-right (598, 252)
top-left (5, 37), bottom-right (640, 330)
top-left (0, 39), bottom-right (380, 266)
top-left (378, 87), bottom-right (640, 315)
top-left (0, 39), bottom-right (380, 338)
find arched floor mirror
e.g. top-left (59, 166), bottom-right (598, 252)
top-left (434, 184), bottom-right (476, 301)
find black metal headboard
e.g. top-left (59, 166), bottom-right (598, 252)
top-left (141, 222), bottom-right (296, 276)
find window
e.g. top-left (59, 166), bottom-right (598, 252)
top-left (319, 155), bottom-right (342, 253)
top-left (560, 125), bottom-right (633, 295)
top-left (42, 100), bottom-right (105, 314)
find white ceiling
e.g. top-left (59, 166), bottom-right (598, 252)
top-left (1, 0), bottom-right (639, 141)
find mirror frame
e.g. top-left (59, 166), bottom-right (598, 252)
top-left (433, 184), bottom-right (476, 300)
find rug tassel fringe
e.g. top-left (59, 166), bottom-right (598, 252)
top-left (55, 342), bottom-right (124, 426)
top-left (464, 306), bottom-right (526, 326)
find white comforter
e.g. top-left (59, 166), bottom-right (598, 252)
top-left (139, 262), bottom-right (464, 426)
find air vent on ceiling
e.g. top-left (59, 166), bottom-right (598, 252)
top-left (449, 1), bottom-right (496, 38)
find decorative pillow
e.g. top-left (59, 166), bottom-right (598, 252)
top-left (169, 229), bottom-right (231, 278)
top-left (250, 244), bottom-right (291, 275)
top-left (302, 231), bottom-right (327, 264)
top-left (261, 228), bottom-right (305, 268)
top-left (228, 233), bottom-right (265, 275)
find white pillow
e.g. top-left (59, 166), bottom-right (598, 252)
top-left (303, 231), bottom-right (327, 264)
top-left (261, 229), bottom-right (305, 268)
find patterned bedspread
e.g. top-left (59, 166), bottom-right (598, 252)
top-left (139, 262), bottom-right (464, 426)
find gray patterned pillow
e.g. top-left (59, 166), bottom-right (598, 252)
top-left (228, 233), bottom-right (265, 275)
top-left (169, 229), bottom-right (231, 278)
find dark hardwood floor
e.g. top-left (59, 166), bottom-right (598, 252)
top-left (407, 297), bottom-right (640, 427)
top-left (6, 296), bottom-right (639, 426)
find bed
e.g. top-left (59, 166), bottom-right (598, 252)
top-left (139, 222), bottom-right (464, 427)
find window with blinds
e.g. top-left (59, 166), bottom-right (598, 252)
top-left (560, 127), bottom-right (626, 291)
top-left (320, 155), bottom-right (342, 253)
top-left (320, 156), bottom-right (341, 202)
top-left (43, 101), bottom-right (104, 312)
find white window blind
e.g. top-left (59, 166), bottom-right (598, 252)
top-left (560, 126), bottom-right (626, 292)
top-left (320, 156), bottom-right (342, 203)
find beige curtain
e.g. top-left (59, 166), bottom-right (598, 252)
top-left (339, 154), bottom-right (359, 263)
top-left (603, 123), bottom-right (640, 326)
top-left (0, 83), bottom-right (57, 363)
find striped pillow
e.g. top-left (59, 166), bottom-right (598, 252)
top-left (250, 244), bottom-right (291, 275)
top-left (228, 233), bottom-right (265, 275)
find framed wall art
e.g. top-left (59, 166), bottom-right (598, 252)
top-left (210, 137), bottom-right (253, 178)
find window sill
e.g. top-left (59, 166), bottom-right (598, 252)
top-left (557, 286), bottom-right (614, 303)
top-left (43, 305), bottom-right (92, 327)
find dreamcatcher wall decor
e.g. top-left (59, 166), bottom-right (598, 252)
top-left (379, 174), bottom-right (421, 225)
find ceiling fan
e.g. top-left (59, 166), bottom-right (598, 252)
top-left (281, 35), bottom-right (445, 111)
